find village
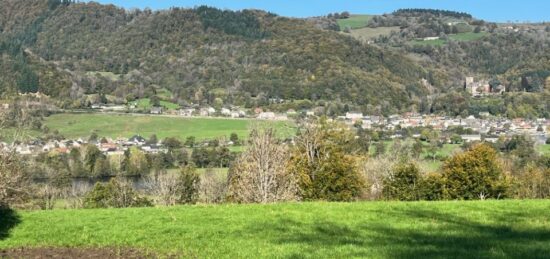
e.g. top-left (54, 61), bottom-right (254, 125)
top-left (2, 106), bottom-right (548, 156)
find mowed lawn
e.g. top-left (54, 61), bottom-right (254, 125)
top-left (43, 113), bottom-right (293, 140)
top-left (1, 200), bottom-right (550, 258)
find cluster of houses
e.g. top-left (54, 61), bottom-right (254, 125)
top-left (1, 135), bottom-right (170, 156)
top-left (90, 103), bottom-right (292, 121)
top-left (341, 112), bottom-right (549, 144)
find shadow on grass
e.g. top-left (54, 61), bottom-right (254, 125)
top-left (249, 205), bottom-right (550, 258)
top-left (0, 208), bottom-right (20, 240)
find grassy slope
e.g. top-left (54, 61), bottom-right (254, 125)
top-left (43, 113), bottom-right (293, 140)
top-left (412, 32), bottom-right (488, 46)
top-left (1, 201), bottom-right (550, 258)
top-left (348, 26), bottom-right (400, 41)
top-left (337, 15), bottom-right (373, 30)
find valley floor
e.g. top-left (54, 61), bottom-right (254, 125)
top-left (1, 200), bottom-right (550, 258)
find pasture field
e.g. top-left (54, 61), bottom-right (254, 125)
top-left (348, 26), bottom-right (400, 41)
top-left (411, 38), bottom-right (446, 46)
top-left (43, 113), bottom-right (294, 140)
top-left (1, 200), bottom-right (550, 258)
top-left (337, 15), bottom-right (373, 30)
top-left (133, 98), bottom-right (180, 110)
top-left (412, 32), bottom-right (488, 46)
top-left (449, 31), bottom-right (488, 41)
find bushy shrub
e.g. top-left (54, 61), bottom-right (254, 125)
top-left (442, 144), bottom-right (509, 200)
top-left (176, 166), bottom-right (201, 204)
top-left (382, 162), bottom-right (422, 201)
top-left (84, 178), bottom-right (152, 208)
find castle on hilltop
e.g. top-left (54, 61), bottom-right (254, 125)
top-left (464, 77), bottom-right (505, 97)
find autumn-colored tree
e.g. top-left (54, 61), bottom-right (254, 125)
top-left (513, 164), bottom-right (550, 199)
top-left (290, 119), bottom-right (364, 201)
top-left (227, 128), bottom-right (299, 203)
top-left (382, 162), bottom-right (422, 201)
top-left (0, 152), bottom-right (28, 208)
top-left (442, 144), bottom-right (509, 200)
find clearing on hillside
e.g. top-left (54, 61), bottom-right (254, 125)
top-left (337, 15), bottom-right (373, 30)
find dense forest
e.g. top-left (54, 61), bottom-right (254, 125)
top-left (0, 0), bottom-right (429, 115)
top-left (0, 1), bottom-right (549, 117)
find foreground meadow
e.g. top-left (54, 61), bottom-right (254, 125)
top-left (1, 200), bottom-right (550, 258)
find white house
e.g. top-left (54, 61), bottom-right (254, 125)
top-left (461, 135), bottom-right (482, 143)
top-left (346, 112), bottom-right (363, 121)
top-left (258, 112), bottom-right (276, 120)
top-left (221, 108), bottom-right (231, 116)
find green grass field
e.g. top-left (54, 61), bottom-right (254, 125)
top-left (348, 26), bottom-right (400, 41)
top-left (537, 144), bottom-right (550, 155)
top-left (412, 32), bottom-right (488, 46)
top-left (133, 98), bottom-right (180, 110)
top-left (0, 128), bottom-right (40, 142)
top-left (1, 200), bottom-right (550, 258)
top-left (337, 15), bottom-right (373, 30)
top-left (412, 38), bottom-right (447, 46)
top-left (43, 113), bottom-right (294, 140)
top-left (449, 31), bottom-right (488, 41)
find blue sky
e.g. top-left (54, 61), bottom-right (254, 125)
top-left (94, 0), bottom-right (549, 22)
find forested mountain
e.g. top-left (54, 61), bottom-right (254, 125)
top-left (1, 2), bottom-right (548, 117)
top-left (0, 0), bottom-right (429, 115)
top-left (333, 9), bottom-right (550, 118)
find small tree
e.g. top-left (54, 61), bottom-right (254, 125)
top-left (450, 134), bottom-right (463, 144)
top-left (176, 166), bottom-right (201, 204)
top-left (383, 162), bottom-right (422, 201)
top-left (84, 178), bottom-right (152, 208)
top-left (150, 95), bottom-right (161, 107)
top-left (184, 136), bottom-right (195, 148)
top-left (0, 152), bottom-right (28, 208)
top-left (147, 134), bottom-right (158, 145)
top-left (229, 133), bottom-right (240, 146)
top-left (227, 128), bottom-right (299, 203)
top-left (290, 119), bottom-right (364, 201)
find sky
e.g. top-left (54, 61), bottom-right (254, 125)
top-left (93, 0), bottom-right (549, 23)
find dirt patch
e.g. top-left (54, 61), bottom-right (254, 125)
top-left (0, 247), bottom-right (171, 259)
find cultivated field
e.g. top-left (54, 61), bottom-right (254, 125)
top-left (43, 113), bottom-right (294, 140)
top-left (1, 200), bottom-right (550, 258)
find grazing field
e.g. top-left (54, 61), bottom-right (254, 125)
top-left (411, 38), bottom-right (446, 46)
top-left (43, 113), bottom-right (294, 140)
top-left (348, 26), bottom-right (400, 41)
top-left (412, 32), bottom-right (488, 46)
top-left (449, 31), bottom-right (488, 41)
top-left (133, 98), bottom-right (179, 110)
top-left (1, 200), bottom-right (550, 258)
top-left (337, 15), bottom-right (373, 30)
